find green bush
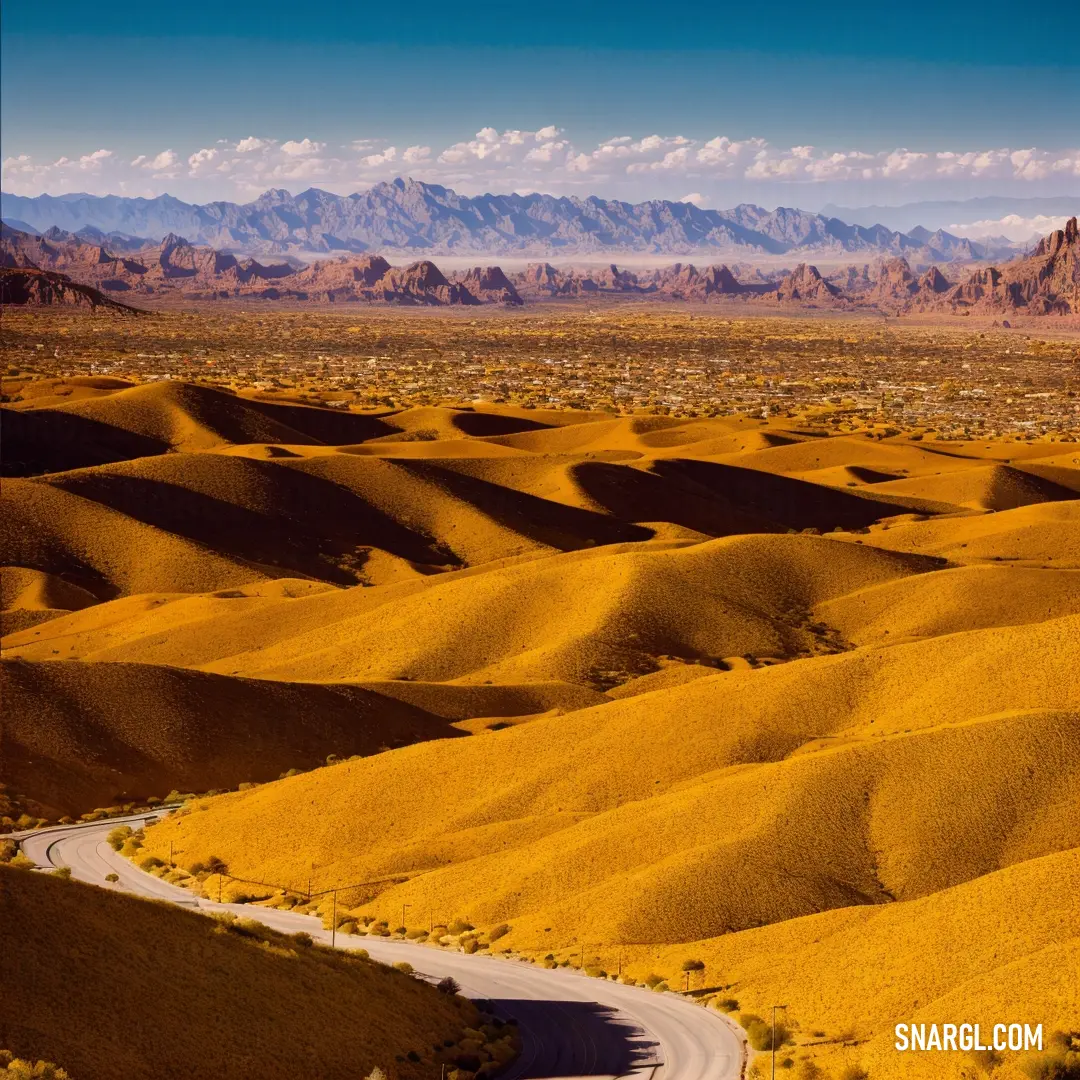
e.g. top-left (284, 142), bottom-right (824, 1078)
top-left (448, 919), bottom-right (474, 935)
top-left (643, 973), bottom-right (666, 989)
top-left (462, 938), bottom-right (479, 954)
top-left (105, 873), bottom-right (119, 883)
top-left (0, 839), bottom-right (18, 863)
top-left (292, 932), bottom-right (313, 948)
top-left (437, 976), bottom-right (461, 995)
top-left (716, 998), bottom-right (740, 1013)
top-left (50, 866), bottom-right (72, 880)
top-left (840, 1068), bottom-right (870, 1080)
top-left (393, 961), bottom-right (414, 975)
top-left (139, 855), bottom-right (165, 871)
top-left (681, 958), bottom-right (706, 973)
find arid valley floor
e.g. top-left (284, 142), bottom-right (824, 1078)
top-left (2, 306), bottom-right (1078, 1080)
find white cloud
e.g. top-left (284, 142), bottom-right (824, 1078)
top-left (235, 136), bottom-right (272, 153)
top-left (4, 128), bottom-right (1079, 204)
top-left (132, 150), bottom-right (179, 171)
top-left (280, 138), bottom-right (324, 157)
top-left (681, 192), bottom-right (707, 207)
top-left (947, 214), bottom-right (1077, 242)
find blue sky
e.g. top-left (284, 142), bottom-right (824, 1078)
top-left (3, 0), bottom-right (1078, 213)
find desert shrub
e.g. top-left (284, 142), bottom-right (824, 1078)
top-left (652, 982), bottom-right (670, 993)
top-left (105, 873), bottom-right (119, 883)
top-left (740, 1014), bottom-right (791, 1052)
top-left (6, 854), bottom-right (35, 870)
top-left (0, 839), bottom-right (18, 863)
top-left (205, 856), bottom-right (227, 875)
top-left (839, 1068), bottom-right (869, 1080)
top-left (795, 1062), bottom-right (827, 1080)
top-left (393, 925), bottom-right (407, 936)
top-left (50, 867), bottom-right (72, 880)
top-left (406, 928), bottom-right (428, 939)
top-left (292, 932), bottom-right (313, 948)
top-left (643, 973), bottom-right (666, 988)
top-left (488, 923), bottom-right (510, 942)
top-left (584, 966), bottom-right (607, 979)
top-left (462, 938), bottom-right (479, 954)
top-left (0, 1053), bottom-right (72, 1079)
top-left (338, 920), bottom-right (358, 936)
top-left (106, 826), bottom-right (132, 850)
top-left (716, 998), bottom-right (740, 1013)
top-left (139, 855), bottom-right (165, 872)
top-left (448, 919), bottom-right (474, 935)
top-left (1019, 1049), bottom-right (1080, 1080)
top-left (681, 958), bottom-right (706, 973)
top-left (393, 961), bottom-right (414, 975)
top-left (437, 976), bottom-right (461, 995)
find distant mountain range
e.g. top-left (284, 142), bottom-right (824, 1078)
top-left (1, 179), bottom-right (1020, 263)
top-left (4, 216), bottom-right (1076, 315)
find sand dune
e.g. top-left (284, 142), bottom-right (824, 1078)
top-left (4, 536), bottom-right (941, 686)
top-left (631, 848), bottom-right (1079, 1080)
top-left (1, 658), bottom-right (463, 817)
top-left (138, 618), bottom-right (1080, 934)
top-left (1, 868), bottom-right (480, 1080)
top-left (818, 564), bottom-right (1080, 644)
top-left (37, 380), bottom-right (398, 451)
top-left (2, 392), bottom-right (1077, 1077)
top-left (858, 499), bottom-right (1080, 565)
top-left (144, 702), bottom-right (1079, 945)
top-left (1, 476), bottom-right (277, 600)
top-left (868, 463), bottom-right (1078, 511)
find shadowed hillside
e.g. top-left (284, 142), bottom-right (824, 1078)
top-left (0, 867), bottom-right (484, 1080)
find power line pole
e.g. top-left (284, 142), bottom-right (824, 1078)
top-left (771, 1004), bottom-right (788, 1080)
top-left (402, 902), bottom-right (409, 932)
top-left (331, 890), bottom-right (338, 949)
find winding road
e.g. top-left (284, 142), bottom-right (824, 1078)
top-left (15, 812), bottom-right (746, 1080)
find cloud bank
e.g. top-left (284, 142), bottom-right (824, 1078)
top-left (4, 126), bottom-right (1079, 206)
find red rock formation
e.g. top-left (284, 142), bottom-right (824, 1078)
top-left (0, 267), bottom-right (144, 312)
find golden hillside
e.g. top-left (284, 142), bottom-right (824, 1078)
top-left (1, 658), bottom-right (463, 817)
top-left (137, 622), bottom-right (1080, 940)
top-left (628, 848), bottom-right (1080, 1080)
top-left (2, 384), bottom-right (1078, 1079)
top-left (0, 867), bottom-right (484, 1080)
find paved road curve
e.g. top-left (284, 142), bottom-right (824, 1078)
top-left (16, 813), bottom-right (746, 1080)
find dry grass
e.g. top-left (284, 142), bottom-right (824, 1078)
top-left (0, 866), bottom-right (484, 1080)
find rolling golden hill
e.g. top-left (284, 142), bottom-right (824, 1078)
top-left (1, 658), bottom-right (463, 817)
top-left (136, 619), bottom-right (1080, 940)
top-left (0, 867), bottom-right (485, 1080)
top-left (2, 387), bottom-right (1077, 1079)
top-left (629, 847), bottom-right (1080, 1080)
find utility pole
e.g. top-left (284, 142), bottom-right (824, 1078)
top-left (331, 890), bottom-right (338, 949)
top-left (402, 903), bottom-right (409, 932)
top-left (429, 908), bottom-right (433, 934)
top-left (771, 1004), bottom-right (788, 1080)
top-left (169, 840), bottom-right (174, 866)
